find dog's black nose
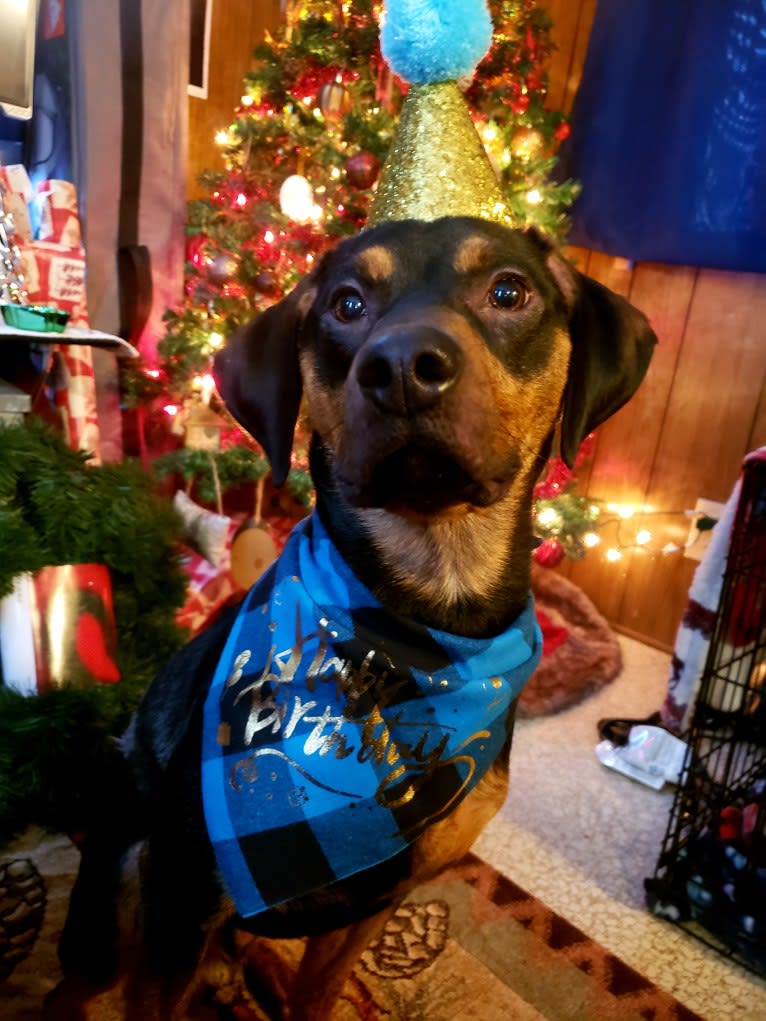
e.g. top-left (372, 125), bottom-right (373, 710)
top-left (355, 328), bottom-right (464, 415)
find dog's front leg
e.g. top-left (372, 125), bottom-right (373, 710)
top-left (287, 905), bottom-right (398, 1021)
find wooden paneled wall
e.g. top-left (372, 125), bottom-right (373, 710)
top-left (187, 0), bottom-right (282, 199)
top-left (187, 1), bottom-right (766, 650)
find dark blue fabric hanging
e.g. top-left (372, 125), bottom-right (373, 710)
top-left (558, 0), bottom-right (766, 273)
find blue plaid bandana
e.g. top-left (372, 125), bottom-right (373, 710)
top-left (202, 513), bottom-right (541, 918)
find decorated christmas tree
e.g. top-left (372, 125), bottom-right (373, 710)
top-left (123, 0), bottom-right (591, 562)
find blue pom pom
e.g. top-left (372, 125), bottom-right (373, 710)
top-left (381, 0), bottom-right (493, 85)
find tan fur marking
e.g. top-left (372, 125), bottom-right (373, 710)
top-left (300, 352), bottom-right (345, 447)
top-left (354, 245), bottom-right (395, 284)
top-left (360, 494), bottom-right (519, 607)
top-left (452, 234), bottom-right (492, 275)
top-left (297, 288), bottom-right (317, 318)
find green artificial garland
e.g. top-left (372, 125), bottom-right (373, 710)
top-left (0, 420), bottom-right (189, 845)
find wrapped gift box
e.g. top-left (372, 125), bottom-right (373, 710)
top-left (18, 240), bottom-right (89, 328)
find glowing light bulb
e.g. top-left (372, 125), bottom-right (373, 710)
top-left (607, 502), bottom-right (635, 519)
top-left (583, 532), bottom-right (601, 548)
top-left (606, 548), bottom-right (623, 562)
top-left (279, 174), bottom-right (315, 223)
top-left (215, 130), bottom-right (229, 146)
top-left (208, 331), bottom-right (224, 350)
top-left (199, 373), bottom-right (216, 405)
top-left (264, 230), bottom-right (275, 244)
top-left (526, 188), bottom-right (542, 205)
top-left (144, 368), bottom-right (161, 379)
top-left (235, 192), bottom-right (247, 207)
top-left (241, 94), bottom-right (254, 106)
top-left (636, 529), bottom-right (652, 546)
top-left (537, 507), bottom-right (559, 526)
top-left (163, 404), bottom-right (179, 417)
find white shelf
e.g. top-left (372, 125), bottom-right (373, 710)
top-left (0, 320), bottom-right (139, 357)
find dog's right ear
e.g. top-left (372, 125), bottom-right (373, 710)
top-left (213, 275), bottom-right (317, 486)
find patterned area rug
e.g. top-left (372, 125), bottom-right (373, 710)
top-left (242, 853), bottom-right (702, 1021)
top-left (1, 832), bottom-right (701, 1020)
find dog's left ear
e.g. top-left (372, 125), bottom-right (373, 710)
top-left (536, 234), bottom-right (657, 467)
top-left (213, 275), bottom-right (317, 486)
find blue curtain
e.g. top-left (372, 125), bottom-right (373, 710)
top-left (559, 0), bottom-right (766, 273)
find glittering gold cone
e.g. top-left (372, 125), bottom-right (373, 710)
top-left (368, 81), bottom-right (511, 226)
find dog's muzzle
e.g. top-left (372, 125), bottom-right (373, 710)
top-left (336, 326), bottom-right (519, 515)
top-left (354, 326), bottom-right (464, 416)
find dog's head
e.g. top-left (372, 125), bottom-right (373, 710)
top-left (215, 217), bottom-right (655, 518)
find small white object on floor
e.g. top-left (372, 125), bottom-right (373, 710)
top-left (595, 725), bottom-right (688, 791)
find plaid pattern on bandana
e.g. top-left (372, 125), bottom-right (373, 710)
top-left (202, 514), bottom-right (541, 918)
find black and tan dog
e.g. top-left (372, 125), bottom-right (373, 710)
top-left (50, 216), bottom-right (655, 1020)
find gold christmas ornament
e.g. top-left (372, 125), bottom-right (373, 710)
top-left (510, 126), bottom-right (545, 161)
top-left (318, 79), bottom-right (353, 122)
top-left (368, 81), bottom-right (512, 227)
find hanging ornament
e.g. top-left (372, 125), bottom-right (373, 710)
top-left (279, 174), bottom-right (315, 223)
top-left (173, 490), bottom-right (232, 569)
top-left (318, 79), bottom-right (353, 122)
top-left (207, 252), bottom-right (239, 285)
top-left (554, 121), bottom-right (571, 143)
top-left (254, 270), bottom-right (279, 295)
top-left (533, 538), bottom-right (565, 568)
top-left (229, 479), bottom-right (278, 590)
top-left (510, 126), bottom-right (544, 161)
top-left (344, 151), bottom-right (380, 190)
top-left (184, 402), bottom-right (226, 452)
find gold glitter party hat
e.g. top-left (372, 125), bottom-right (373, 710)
top-left (368, 0), bottom-right (511, 227)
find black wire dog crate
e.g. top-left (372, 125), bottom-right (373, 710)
top-left (646, 456), bottom-right (766, 975)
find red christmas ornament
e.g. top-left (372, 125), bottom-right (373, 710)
top-left (344, 151), bottom-right (380, 189)
top-left (534, 539), bottom-right (565, 568)
top-left (291, 65), bottom-right (340, 104)
top-left (511, 94), bottom-right (530, 115)
top-left (555, 122), bottom-right (572, 143)
top-left (186, 234), bottom-right (206, 268)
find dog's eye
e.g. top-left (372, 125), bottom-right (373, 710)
top-left (333, 290), bottom-right (367, 323)
top-left (489, 275), bottom-right (528, 311)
